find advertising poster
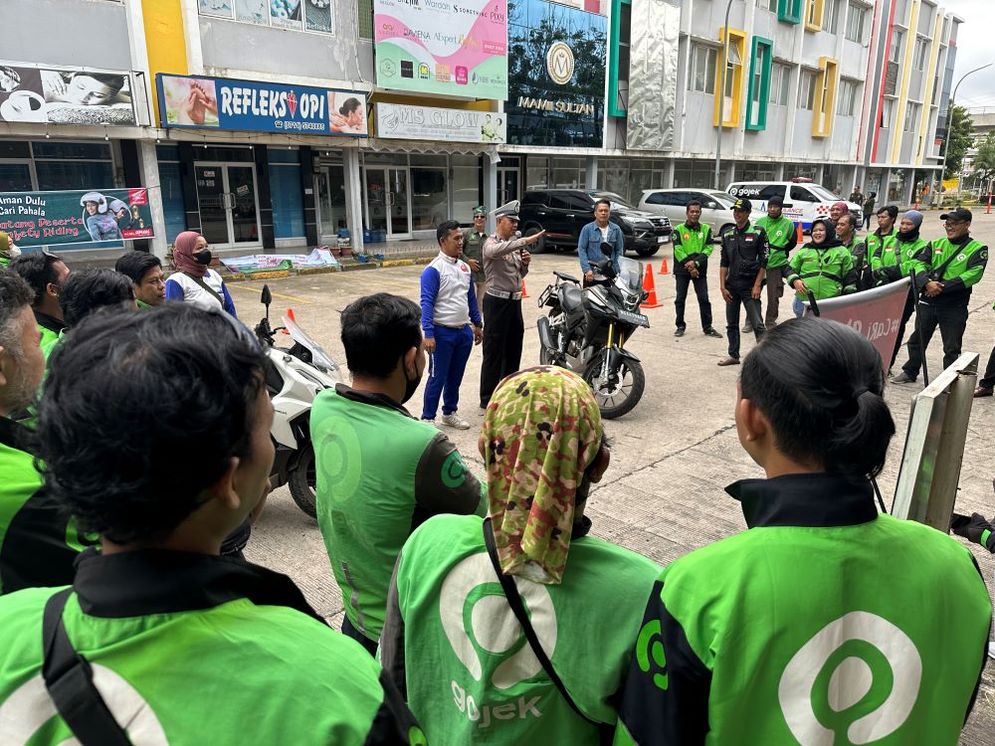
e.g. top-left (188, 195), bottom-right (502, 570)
top-left (0, 63), bottom-right (135, 125)
top-left (374, 0), bottom-right (508, 99)
top-left (376, 103), bottom-right (506, 143)
top-left (505, 0), bottom-right (606, 148)
top-left (157, 74), bottom-right (368, 136)
top-left (0, 188), bottom-right (154, 248)
top-left (198, 0), bottom-right (334, 34)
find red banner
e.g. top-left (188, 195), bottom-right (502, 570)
top-left (804, 278), bottom-right (912, 375)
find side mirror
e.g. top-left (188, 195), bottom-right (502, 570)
top-left (261, 284), bottom-right (272, 307)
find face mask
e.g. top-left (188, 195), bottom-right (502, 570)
top-left (401, 362), bottom-right (423, 405)
top-left (193, 249), bottom-right (212, 265)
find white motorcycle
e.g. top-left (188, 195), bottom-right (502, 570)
top-left (255, 285), bottom-right (340, 519)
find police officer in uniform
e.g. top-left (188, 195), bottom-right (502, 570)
top-left (893, 208), bottom-right (989, 383)
top-left (718, 198), bottom-right (767, 367)
top-left (753, 195), bottom-right (797, 328)
top-left (672, 200), bottom-right (721, 338)
top-left (461, 206), bottom-right (488, 314)
top-left (479, 205), bottom-right (544, 409)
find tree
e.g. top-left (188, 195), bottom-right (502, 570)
top-left (972, 132), bottom-right (995, 191)
top-left (943, 105), bottom-right (973, 180)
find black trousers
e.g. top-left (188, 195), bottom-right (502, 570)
top-left (981, 345), bottom-right (995, 388)
top-left (674, 270), bottom-right (712, 330)
top-left (725, 285), bottom-right (764, 359)
top-left (901, 302), bottom-right (968, 380)
top-left (888, 293), bottom-right (917, 370)
top-left (480, 294), bottom-right (524, 408)
top-left (342, 614), bottom-right (378, 656)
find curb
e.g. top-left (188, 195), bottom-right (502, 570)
top-left (219, 254), bottom-right (436, 282)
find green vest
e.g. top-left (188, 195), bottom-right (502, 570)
top-left (755, 215), bottom-right (795, 268)
top-left (672, 222), bottom-right (713, 265)
top-left (38, 324), bottom-right (61, 360)
top-left (0, 255), bottom-right (9, 268)
top-left (925, 236), bottom-right (987, 286)
top-left (391, 514), bottom-right (660, 744)
top-left (786, 244), bottom-right (855, 300)
top-left (870, 235), bottom-right (927, 281)
top-left (312, 386), bottom-right (484, 642)
top-left (614, 475), bottom-right (991, 745)
top-left (865, 228), bottom-right (898, 269)
top-left (0, 553), bottom-right (422, 744)
top-left (0, 419), bottom-right (83, 595)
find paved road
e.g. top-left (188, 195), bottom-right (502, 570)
top-left (240, 212), bottom-right (995, 743)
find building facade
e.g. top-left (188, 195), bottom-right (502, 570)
top-left (0, 0), bottom-right (964, 263)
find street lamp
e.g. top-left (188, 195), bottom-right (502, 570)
top-left (939, 62), bottom-right (992, 206)
top-left (714, 0), bottom-right (735, 190)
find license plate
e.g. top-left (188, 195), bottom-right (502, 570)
top-left (618, 310), bottom-right (649, 326)
top-left (657, 236), bottom-right (666, 243)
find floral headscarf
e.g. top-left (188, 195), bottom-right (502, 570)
top-left (480, 366), bottom-right (603, 584)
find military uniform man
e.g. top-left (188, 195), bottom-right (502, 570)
top-left (753, 196), bottom-right (797, 328)
top-left (461, 206), bottom-right (488, 314)
top-left (672, 200), bottom-right (721, 338)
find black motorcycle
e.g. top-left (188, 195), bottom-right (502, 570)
top-left (536, 256), bottom-right (648, 418)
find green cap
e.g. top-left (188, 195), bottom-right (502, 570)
top-left (473, 206), bottom-right (486, 217)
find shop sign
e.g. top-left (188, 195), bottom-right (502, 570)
top-left (374, 0), bottom-right (508, 99)
top-left (505, 0), bottom-right (606, 148)
top-left (156, 74), bottom-right (368, 136)
top-left (0, 188), bottom-right (154, 247)
top-left (0, 62), bottom-right (136, 125)
top-left (375, 103), bottom-right (505, 144)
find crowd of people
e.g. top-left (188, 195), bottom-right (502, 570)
top-left (0, 194), bottom-right (993, 743)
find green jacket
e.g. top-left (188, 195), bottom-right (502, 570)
top-left (382, 513), bottom-right (660, 744)
top-left (870, 233), bottom-right (928, 285)
top-left (915, 235), bottom-right (988, 307)
top-left (615, 474), bottom-right (991, 745)
top-left (136, 298), bottom-right (154, 310)
top-left (785, 238), bottom-right (856, 300)
top-left (865, 228), bottom-right (898, 272)
top-left (0, 418), bottom-right (87, 595)
top-left (34, 311), bottom-right (67, 361)
top-left (312, 384), bottom-right (485, 644)
top-left (0, 550), bottom-right (424, 744)
top-left (754, 215), bottom-right (797, 269)
top-left (673, 222), bottom-right (714, 269)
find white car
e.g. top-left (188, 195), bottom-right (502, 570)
top-left (726, 180), bottom-right (863, 230)
top-left (638, 188), bottom-right (739, 234)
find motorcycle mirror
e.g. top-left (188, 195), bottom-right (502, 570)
top-left (261, 284), bottom-right (272, 307)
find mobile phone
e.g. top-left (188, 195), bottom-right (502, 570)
top-left (950, 513), bottom-right (972, 530)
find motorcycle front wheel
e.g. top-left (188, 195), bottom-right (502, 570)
top-left (288, 443), bottom-right (318, 520)
top-left (583, 350), bottom-right (645, 419)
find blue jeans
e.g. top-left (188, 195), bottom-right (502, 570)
top-left (793, 296), bottom-right (805, 318)
top-left (422, 324), bottom-right (474, 419)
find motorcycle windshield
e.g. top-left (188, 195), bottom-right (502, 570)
top-left (617, 257), bottom-right (643, 293)
top-left (283, 315), bottom-right (339, 372)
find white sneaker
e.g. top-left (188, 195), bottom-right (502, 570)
top-left (441, 413), bottom-right (471, 430)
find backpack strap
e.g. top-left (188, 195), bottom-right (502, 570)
top-left (42, 588), bottom-right (132, 745)
top-left (189, 273), bottom-right (225, 307)
top-left (483, 518), bottom-right (612, 742)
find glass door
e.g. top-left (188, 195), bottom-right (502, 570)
top-left (227, 165), bottom-right (259, 244)
top-left (195, 164), bottom-right (230, 246)
top-left (387, 167), bottom-right (411, 238)
top-left (195, 163), bottom-right (262, 248)
top-left (316, 165), bottom-right (346, 242)
top-left (498, 166), bottom-right (520, 207)
top-left (364, 166), bottom-right (411, 240)
top-left (364, 168), bottom-right (388, 236)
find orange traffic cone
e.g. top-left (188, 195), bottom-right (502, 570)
top-left (520, 279), bottom-right (528, 298)
top-left (640, 264), bottom-right (662, 309)
top-left (658, 256), bottom-right (669, 275)
top-left (795, 223), bottom-right (803, 244)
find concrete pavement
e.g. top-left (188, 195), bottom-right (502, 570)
top-left (241, 212), bottom-right (995, 744)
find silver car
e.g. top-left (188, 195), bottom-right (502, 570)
top-left (637, 188), bottom-right (739, 235)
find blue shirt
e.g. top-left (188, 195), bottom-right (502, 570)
top-left (577, 221), bottom-right (624, 275)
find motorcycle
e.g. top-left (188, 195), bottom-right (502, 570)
top-left (536, 255), bottom-right (648, 419)
top-left (255, 284), bottom-right (341, 519)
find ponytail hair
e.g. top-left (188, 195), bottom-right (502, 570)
top-left (740, 317), bottom-right (895, 479)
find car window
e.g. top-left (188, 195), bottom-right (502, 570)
top-left (758, 185), bottom-right (786, 201)
top-left (790, 186), bottom-right (818, 202)
top-left (645, 192), bottom-right (665, 205)
top-left (569, 194), bottom-right (595, 211)
top-left (548, 193), bottom-right (573, 209)
top-left (522, 192), bottom-right (547, 206)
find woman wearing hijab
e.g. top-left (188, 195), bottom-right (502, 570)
top-left (380, 366), bottom-right (660, 744)
top-left (613, 318), bottom-right (991, 745)
top-left (785, 217), bottom-right (856, 317)
top-left (0, 231), bottom-right (20, 267)
top-left (164, 231), bottom-right (237, 316)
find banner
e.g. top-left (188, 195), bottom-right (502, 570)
top-left (156, 74), bottom-right (368, 136)
top-left (376, 103), bottom-right (506, 143)
top-left (804, 278), bottom-right (912, 375)
top-left (0, 63), bottom-right (135, 125)
top-left (506, 0), bottom-right (606, 147)
top-left (374, 0), bottom-right (508, 99)
top-left (0, 188), bottom-right (154, 248)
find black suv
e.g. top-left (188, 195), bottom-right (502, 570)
top-left (516, 189), bottom-right (672, 257)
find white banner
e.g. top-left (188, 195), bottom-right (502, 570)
top-left (375, 103), bottom-right (506, 144)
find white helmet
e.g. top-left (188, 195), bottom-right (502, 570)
top-left (108, 199), bottom-right (128, 214)
top-left (80, 191), bottom-right (108, 214)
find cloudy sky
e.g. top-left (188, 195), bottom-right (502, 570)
top-left (940, 0), bottom-right (995, 109)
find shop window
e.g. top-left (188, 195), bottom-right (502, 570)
top-left (268, 162), bottom-right (305, 239)
top-left (411, 167), bottom-right (447, 230)
top-left (745, 37), bottom-right (773, 131)
top-left (197, 0), bottom-right (335, 35)
top-left (778, 0), bottom-right (803, 24)
top-left (812, 56), bottom-right (838, 138)
top-left (452, 155), bottom-right (480, 224)
top-left (805, 0), bottom-right (825, 31)
top-left (158, 161), bottom-right (188, 244)
top-left (32, 142), bottom-right (111, 160)
top-left (34, 160), bottom-right (113, 191)
top-left (714, 27), bottom-right (747, 128)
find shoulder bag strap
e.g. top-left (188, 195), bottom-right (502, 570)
top-left (42, 588), bottom-right (132, 745)
top-left (189, 273), bottom-right (225, 307)
top-left (483, 518), bottom-right (609, 736)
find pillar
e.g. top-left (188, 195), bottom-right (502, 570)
top-left (253, 145), bottom-right (275, 251)
top-left (343, 148), bottom-right (364, 254)
top-left (585, 155), bottom-right (598, 190)
top-left (485, 154), bottom-right (498, 234)
top-left (137, 140), bottom-right (168, 260)
top-left (300, 146), bottom-right (318, 246)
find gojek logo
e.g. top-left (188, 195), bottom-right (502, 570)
top-left (635, 619), bottom-right (668, 691)
top-left (778, 611), bottom-right (922, 745)
top-left (440, 551), bottom-right (557, 689)
top-left (0, 665), bottom-right (167, 744)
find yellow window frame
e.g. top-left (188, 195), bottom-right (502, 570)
top-left (805, 0), bottom-right (825, 31)
top-left (812, 56), bottom-right (838, 138)
top-left (713, 27), bottom-right (747, 128)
